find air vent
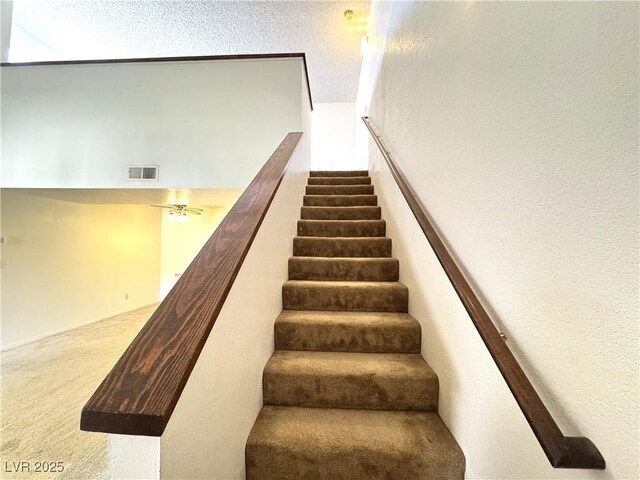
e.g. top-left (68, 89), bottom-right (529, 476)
top-left (128, 165), bottom-right (159, 181)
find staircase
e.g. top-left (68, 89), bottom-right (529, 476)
top-left (246, 171), bottom-right (465, 479)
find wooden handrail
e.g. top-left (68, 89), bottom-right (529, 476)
top-left (80, 132), bottom-right (303, 436)
top-left (1, 53), bottom-right (313, 110)
top-left (362, 117), bottom-right (605, 470)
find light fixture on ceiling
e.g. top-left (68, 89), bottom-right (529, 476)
top-left (168, 211), bottom-right (189, 222)
top-left (150, 204), bottom-right (204, 222)
top-left (343, 8), bottom-right (368, 34)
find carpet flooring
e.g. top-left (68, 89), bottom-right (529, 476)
top-left (0, 304), bottom-right (156, 479)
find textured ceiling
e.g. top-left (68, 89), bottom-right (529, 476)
top-left (11, 0), bottom-right (370, 102)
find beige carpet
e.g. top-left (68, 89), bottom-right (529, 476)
top-left (0, 304), bottom-right (156, 479)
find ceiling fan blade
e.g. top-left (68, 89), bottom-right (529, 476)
top-left (186, 208), bottom-right (204, 215)
top-left (149, 204), bottom-right (173, 209)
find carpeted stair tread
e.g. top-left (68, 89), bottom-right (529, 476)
top-left (303, 194), bottom-right (378, 207)
top-left (293, 236), bottom-right (392, 257)
top-left (288, 257), bottom-right (399, 281)
top-left (306, 184), bottom-right (374, 195)
top-left (275, 310), bottom-right (421, 353)
top-left (308, 176), bottom-right (372, 185)
top-left (246, 406), bottom-right (465, 480)
top-left (263, 350), bottom-right (438, 411)
top-left (310, 170), bottom-right (369, 177)
top-left (297, 219), bottom-right (386, 237)
top-left (301, 206), bottom-right (381, 220)
top-left (283, 280), bottom-right (408, 312)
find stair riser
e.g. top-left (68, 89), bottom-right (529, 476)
top-left (247, 450), bottom-right (457, 480)
top-left (263, 363), bottom-right (437, 412)
top-left (297, 220), bottom-right (385, 238)
top-left (293, 238), bottom-right (392, 258)
top-left (283, 285), bottom-right (408, 312)
top-left (306, 185), bottom-right (374, 195)
top-left (310, 170), bottom-right (369, 177)
top-left (275, 321), bottom-right (420, 353)
top-left (303, 195), bottom-right (378, 207)
top-left (289, 258), bottom-right (399, 282)
top-left (308, 177), bottom-right (372, 185)
top-left (300, 206), bottom-right (381, 220)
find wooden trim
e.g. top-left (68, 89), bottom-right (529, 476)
top-left (362, 117), bottom-right (605, 470)
top-left (1, 52), bottom-right (313, 110)
top-left (80, 132), bottom-right (303, 436)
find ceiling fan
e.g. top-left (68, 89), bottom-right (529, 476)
top-left (150, 204), bottom-right (204, 221)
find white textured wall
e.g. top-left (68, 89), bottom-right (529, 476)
top-left (0, 190), bottom-right (161, 349)
top-left (1, 58), bottom-right (306, 189)
top-left (364, 1), bottom-right (638, 479)
top-left (310, 102), bottom-right (359, 170)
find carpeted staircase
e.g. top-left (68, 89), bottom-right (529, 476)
top-left (246, 171), bottom-right (465, 479)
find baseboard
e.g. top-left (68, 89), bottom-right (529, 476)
top-left (0, 303), bottom-right (158, 352)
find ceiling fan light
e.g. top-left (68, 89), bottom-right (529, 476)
top-left (167, 210), bottom-right (188, 222)
top-left (152, 203), bottom-right (198, 221)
